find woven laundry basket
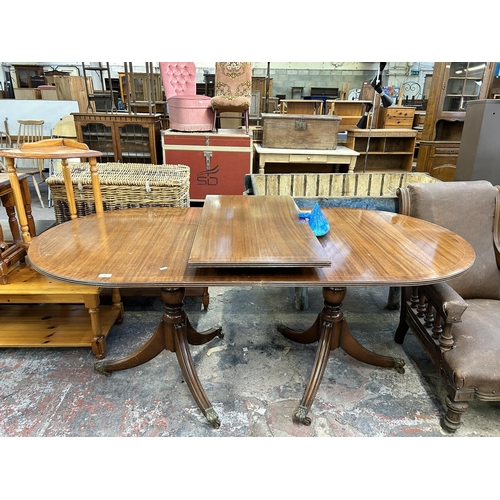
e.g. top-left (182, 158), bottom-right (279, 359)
top-left (46, 162), bottom-right (190, 224)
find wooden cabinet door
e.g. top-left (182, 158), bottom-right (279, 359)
top-left (116, 122), bottom-right (152, 163)
top-left (422, 62), bottom-right (495, 142)
top-left (76, 120), bottom-right (115, 162)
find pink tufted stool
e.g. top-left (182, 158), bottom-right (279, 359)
top-left (159, 62), bottom-right (214, 132)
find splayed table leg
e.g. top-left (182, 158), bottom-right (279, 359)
top-left (95, 286), bottom-right (224, 428)
top-left (278, 286), bottom-right (405, 425)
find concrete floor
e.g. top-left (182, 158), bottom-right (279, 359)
top-left (2, 180), bottom-right (500, 438)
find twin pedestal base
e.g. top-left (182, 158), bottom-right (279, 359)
top-left (94, 287), bottom-right (223, 428)
top-left (95, 286), bottom-right (405, 428)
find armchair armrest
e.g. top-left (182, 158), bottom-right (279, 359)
top-left (412, 282), bottom-right (468, 351)
top-left (422, 282), bottom-right (468, 323)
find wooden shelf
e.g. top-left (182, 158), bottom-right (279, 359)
top-left (118, 71), bottom-right (164, 114)
top-left (345, 127), bottom-right (417, 172)
top-left (0, 262), bottom-right (122, 358)
top-left (0, 304), bottom-right (119, 349)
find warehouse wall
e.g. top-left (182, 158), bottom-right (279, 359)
top-left (1, 62), bottom-right (434, 102)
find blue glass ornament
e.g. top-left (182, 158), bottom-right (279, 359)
top-left (307, 203), bottom-right (329, 237)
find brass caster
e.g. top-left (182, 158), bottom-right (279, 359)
top-left (441, 417), bottom-right (458, 433)
top-left (294, 405), bottom-right (312, 426)
top-left (94, 362), bottom-right (112, 377)
top-left (393, 358), bottom-right (405, 374)
top-left (276, 324), bottom-right (291, 336)
top-left (206, 407), bottom-right (221, 429)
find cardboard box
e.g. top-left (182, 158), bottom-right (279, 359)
top-left (261, 113), bottom-right (340, 150)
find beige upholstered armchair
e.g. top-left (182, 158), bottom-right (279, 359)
top-left (211, 62), bottom-right (252, 133)
top-left (395, 180), bottom-right (500, 432)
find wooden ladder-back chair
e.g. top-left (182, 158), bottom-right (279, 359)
top-left (0, 138), bottom-right (123, 359)
top-left (15, 120), bottom-right (47, 208)
top-left (395, 180), bottom-right (500, 432)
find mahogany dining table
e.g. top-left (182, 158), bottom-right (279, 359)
top-left (27, 195), bottom-right (475, 428)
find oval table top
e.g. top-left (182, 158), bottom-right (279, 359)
top-left (27, 205), bottom-right (475, 289)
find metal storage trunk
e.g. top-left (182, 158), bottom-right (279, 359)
top-left (162, 129), bottom-right (253, 201)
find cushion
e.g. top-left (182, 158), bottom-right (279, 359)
top-left (441, 298), bottom-right (500, 395)
top-left (407, 180), bottom-right (500, 300)
top-left (159, 62), bottom-right (197, 99)
top-left (167, 95), bottom-right (213, 132)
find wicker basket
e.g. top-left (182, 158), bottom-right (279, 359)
top-left (47, 163), bottom-right (190, 224)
